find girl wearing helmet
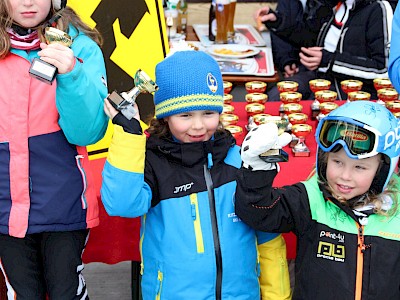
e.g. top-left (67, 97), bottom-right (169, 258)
top-left (236, 100), bottom-right (400, 299)
top-left (0, 0), bottom-right (107, 299)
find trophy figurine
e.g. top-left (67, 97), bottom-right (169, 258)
top-left (291, 124), bottom-right (312, 157)
top-left (107, 69), bottom-right (158, 120)
top-left (258, 116), bottom-right (290, 163)
top-left (29, 27), bottom-right (73, 84)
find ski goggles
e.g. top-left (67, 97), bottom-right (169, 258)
top-left (316, 116), bottom-right (383, 159)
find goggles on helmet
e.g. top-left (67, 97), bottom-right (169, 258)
top-left (316, 116), bottom-right (384, 159)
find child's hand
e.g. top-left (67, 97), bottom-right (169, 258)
top-left (283, 63), bottom-right (299, 78)
top-left (254, 6), bottom-right (276, 30)
top-left (241, 123), bottom-right (278, 170)
top-left (104, 98), bottom-right (141, 122)
top-left (38, 42), bottom-right (75, 74)
top-left (299, 47), bottom-right (323, 71)
top-left (104, 98), bottom-right (119, 119)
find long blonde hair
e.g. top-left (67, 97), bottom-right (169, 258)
top-left (0, 3), bottom-right (102, 59)
top-left (316, 151), bottom-right (399, 216)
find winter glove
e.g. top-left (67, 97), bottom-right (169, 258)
top-left (241, 123), bottom-right (292, 171)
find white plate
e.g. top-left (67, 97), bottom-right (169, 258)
top-left (207, 45), bottom-right (260, 59)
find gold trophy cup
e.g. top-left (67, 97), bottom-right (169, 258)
top-left (258, 116), bottom-right (290, 163)
top-left (279, 91), bottom-right (302, 116)
top-left (223, 93), bottom-right (233, 104)
top-left (288, 112), bottom-right (308, 147)
top-left (373, 78), bottom-right (393, 91)
top-left (291, 124), bottom-right (312, 157)
top-left (245, 93), bottom-right (268, 104)
top-left (317, 102), bottom-right (339, 120)
top-left (309, 79), bottom-right (331, 119)
top-left (347, 91), bottom-right (371, 101)
top-left (223, 81), bottom-right (233, 94)
top-left (377, 88), bottom-right (399, 104)
top-left (107, 69), bottom-right (158, 120)
top-left (340, 79), bottom-right (363, 102)
top-left (245, 81), bottom-right (267, 93)
top-left (29, 27), bottom-right (72, 84)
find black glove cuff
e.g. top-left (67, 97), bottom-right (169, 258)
top-left (112, 113), bottom-right (142, 135)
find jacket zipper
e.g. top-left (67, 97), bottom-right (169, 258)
top-left (190, 194), bottom-right (205, 253)
top-left (355, 224), bottom-right (365, 300)
top-left (203, 164), bottom-right (222, 300)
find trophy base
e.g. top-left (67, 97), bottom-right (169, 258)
top-left (29, 58), bottom-right (57, 84)
top-left (108, 90), bottom-right (132, 110)
top-left (259, 149), bottom-right (289, 163)
top-left (292, 148), bottom-right (310, 157)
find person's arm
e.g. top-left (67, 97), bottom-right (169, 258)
top-left (270, 31), bottom-right (300, 75)
top-left (330, 2), bottom-right (393, 80)
top-left (55, 28), bottom-right (108, 146)
top-left (257, 233), bottom-right (291, 299)
top-left (235, 123), bottom-right (311, 233)
top-left (101, 101), bottom-right (152, 217)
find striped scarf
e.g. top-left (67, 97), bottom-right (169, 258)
top-left (7, 28), bottom-right (41, 50)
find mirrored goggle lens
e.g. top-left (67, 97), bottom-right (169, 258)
top-left (319, 120), bottom-right (376, 156)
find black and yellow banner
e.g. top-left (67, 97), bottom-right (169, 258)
top-left (68, 0), bottom-right (169, 159)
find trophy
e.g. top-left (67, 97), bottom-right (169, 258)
top-left (347, 91), bottom-right (371, 101)
top-left (107, 69), bottom-right (158, 120)
top-left (223, 93), bottom-right (233, 104)
top-left (291, 124), bottom-right (313, 157)
top-left (223, 104), bottom-right (235, 114)
top-left (245, 81), bottom-right (267, 93)
top-left (373, 78), bottom-right (393, 91)
top-left (314, 90), bottom-right (337, 119)
top-left (277, 81), bottom-right (299, 93)
top-left (245, 93), bottom-right (268, 104)
top-left (225, 125), bottom-right (243, 139)
top-left (317, 102), bottom-right (339, 120)
top-left (309, 79), bottom-right (331, 119)
top-left (385, 101), bottom-right (400, 115)
top-left (340, 79), bottom-right (363, 102)
top-left (29, 27), bottom-right (72, 84)
top-left (258, 116), bottom-right (290, 163)
top-left (287, 112), bottom-right (308, 147)
top-left (220, 113), bottom-right (239, 127)
top-left (224, 81), bottom-right (233, 94)
top-left (279, 91), bottom-right (302, 117)
top-left (377, 88), bottom-right (399, 105)
top-left (246, 113), bottom-right (271, 131)
top-left (245, 103), bottom-right (265, 118)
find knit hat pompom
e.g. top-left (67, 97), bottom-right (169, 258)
top-left (154, 51), bottom-right (224, 119)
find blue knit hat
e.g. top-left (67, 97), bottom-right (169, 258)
top-left (154, 51), bottom-right (224, 119)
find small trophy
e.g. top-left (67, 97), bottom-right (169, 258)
top-left (291, 124), bottom-right (312, 157)
top-left (340, 79), bottom-right (363, 102)
top-left (258, 116), bottom-right (290, 163)
top-left (287, 112), bottom-right (308, 148)
top-left (29, 27), bottom-right (72, 84)
top-left (107, 69), bottom-right (158, 120)
top-left (377, 88), bottom-right (399, 105)
top-left (309, 79), bottom-right (331, 120)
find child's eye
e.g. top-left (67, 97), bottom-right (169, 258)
top-left (179, 114), bottom-right (190, 118)
top-left (204, 111), bottom-right (217, 116)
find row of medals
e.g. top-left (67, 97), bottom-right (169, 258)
top-left (221, 78), bottom-right (399, 158)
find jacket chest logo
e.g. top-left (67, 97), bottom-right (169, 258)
top-left (174, 182), bottom-right (194, 194)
